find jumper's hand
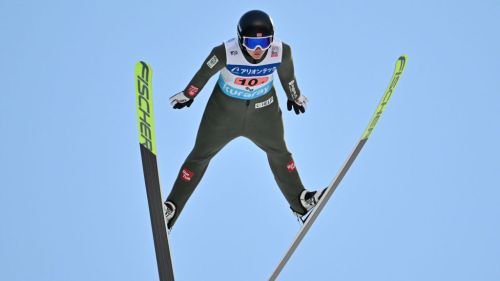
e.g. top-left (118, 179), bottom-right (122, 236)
top-left (169, 91), bottom-right (194, 109)
top-left (287, 95), bottom-right (308, 115)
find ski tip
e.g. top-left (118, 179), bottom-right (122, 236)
top-left (136, 60), bottom-right (152, 69)
top-left (398, 55), bottom-right (408, 65)
top-left (395, 55), bottom-right (408, 73)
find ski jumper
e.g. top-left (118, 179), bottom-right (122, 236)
top-left (166, 38), bottom-right (306, 228)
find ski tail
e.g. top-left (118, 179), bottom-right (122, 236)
top-left (136, 61), bottom-right (175, 281)
top-left (269, 55), bottom-right (408, 281)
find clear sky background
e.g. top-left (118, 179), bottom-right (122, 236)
top-left (1, 0), bottom-right (499, 280)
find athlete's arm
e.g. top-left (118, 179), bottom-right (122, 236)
top-left (277, 43), bottom-right (307, 114)
top-left (183, 44), bottom-right (226, 99)
top-left (277, 43), bottom-right (301, 101)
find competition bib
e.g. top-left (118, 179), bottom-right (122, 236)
top-left (218, 38), bottom-right (282, 100)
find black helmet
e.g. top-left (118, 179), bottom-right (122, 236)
top-left (237, 10), bottom-right (274, 48)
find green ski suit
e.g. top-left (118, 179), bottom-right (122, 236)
top-left (166, 40), bottom-right (308, 228)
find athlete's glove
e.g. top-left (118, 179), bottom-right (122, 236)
top-left (169, 91), bottom-right (194, 109)
top-left (287, 95), bottom-right (308, 115)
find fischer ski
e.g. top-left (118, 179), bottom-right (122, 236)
top-left (269, 55), bottom-right (408, 281)
top-left (136, 61), bottom-right (175, 281)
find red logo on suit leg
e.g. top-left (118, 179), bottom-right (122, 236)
top-left (180, 168), bottom-right (194, 182)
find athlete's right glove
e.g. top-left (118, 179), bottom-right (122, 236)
top-left (169, 91), bottom-right (194, 109)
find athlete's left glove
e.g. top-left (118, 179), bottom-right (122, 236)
top-left (287, 95), bottom-right (308, 115)
top-left (169, 91), bottom-right (194, 109)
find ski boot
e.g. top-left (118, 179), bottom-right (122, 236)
top-left (300, 188), bottom-right (327, 211)
top-left (294, 188), bottom-right (327, 223)
top-left (163, 201), bottom-right (176, 231)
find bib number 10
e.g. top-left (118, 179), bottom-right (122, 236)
top-left (235, 77), bottom-right (269, 87)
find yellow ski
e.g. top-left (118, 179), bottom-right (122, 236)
top-left (269, 55), bottom-right (408, 281)
top-left (136, 61), bottom-right (175, 281)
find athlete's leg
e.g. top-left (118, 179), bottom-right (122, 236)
top-left (244, 93), bottom-right (307, 214)
top-left (166, 91), bottom-right (240, 228)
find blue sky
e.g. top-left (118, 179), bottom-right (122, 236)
top-left (1, 0), bottom-right (499, 280)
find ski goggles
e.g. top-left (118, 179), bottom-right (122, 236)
top-left (242, 36), bottom-right (273, 51)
